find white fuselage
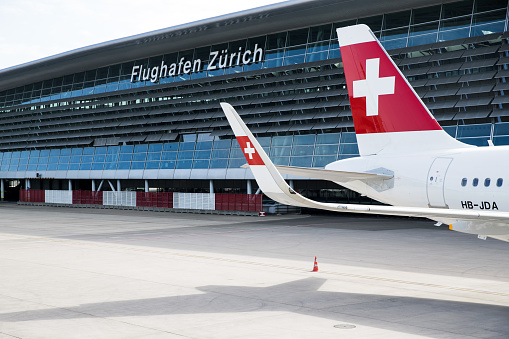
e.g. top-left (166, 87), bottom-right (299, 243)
top-left (326, 145), bottom-right (509, 214)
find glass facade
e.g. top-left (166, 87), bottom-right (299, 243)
top-left (0, 132), bottom-right (359, 172)
top-left (0, 0), bottom-right (507, 109)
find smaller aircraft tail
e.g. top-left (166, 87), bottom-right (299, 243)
top-left (337, 24), bottom-right (470, 155)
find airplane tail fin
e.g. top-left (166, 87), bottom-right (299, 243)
top-left (337, 24), bottom-right (471, 155)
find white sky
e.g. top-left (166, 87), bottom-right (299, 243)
top-left (0, 0), bottom-right (286, 71)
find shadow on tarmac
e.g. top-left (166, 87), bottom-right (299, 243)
top-left (2, 277), bottom-right (508, 337)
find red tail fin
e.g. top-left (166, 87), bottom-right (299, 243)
top-left (337, 24), bottom-right (442, 135)
top-left (336, 25), bottom-right (469, 155)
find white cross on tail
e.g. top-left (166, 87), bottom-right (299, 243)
top-left (244, 142), bottom-right (256, 159)
top-left (353, 58), bottom-right (395, 116)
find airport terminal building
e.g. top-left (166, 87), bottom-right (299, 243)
top-left (0, 0), bottom-right (508, 207)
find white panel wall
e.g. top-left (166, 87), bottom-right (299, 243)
top-left (45, 190), bottom-right (73, 204)
top-left (103, 191), bottom-right (137, 206)
top-left (173, 193), bottom-right (215, 210)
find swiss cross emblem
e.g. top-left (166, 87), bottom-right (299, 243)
top-left (236, 136), bottom-right (264, 165)
top-left (353, 58), bottom-right (395, 116)
top-left (244, 142), bottom-right (256, 159)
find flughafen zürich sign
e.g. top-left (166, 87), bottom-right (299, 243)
top-left (131, 45), bottom-right (264, 83)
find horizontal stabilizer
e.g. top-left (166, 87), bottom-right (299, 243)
top-left (241, 164), bottom-right (392, 182)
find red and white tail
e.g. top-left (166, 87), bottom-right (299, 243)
top-left (337, 25), bottom-right (470, 156)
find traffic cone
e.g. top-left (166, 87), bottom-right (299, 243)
top-left (312, 256), bottom-right (319, 272)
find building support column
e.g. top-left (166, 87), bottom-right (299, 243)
top-left (144, 179), bottom-right (149, 193)
top-left (247, 180), bottom-right (252, 195)
top-left (209, 180), bottom-right (214, 195)
top-left (1, 179), bottom-right (4, 201)
top-left (117, 179), bottom-right (121, 192)
top-left (68, 179), bottom-right (72, 191)
top-left (289, 180), bottom-right (294, 189)
top-left (26, 179), bottom-right (31, 190)
top-left (91, 179), bottom-right (96, 192)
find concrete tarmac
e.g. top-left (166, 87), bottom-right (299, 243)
top-left (0, 203), bottom-right (508, 338)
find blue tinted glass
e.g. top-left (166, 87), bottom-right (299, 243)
top-left (80, 163), bottom-right (92, 171)
top-left (339, 143), bottom-right (359, 154)
top-left (71, 148), bottom-right (82, 155)
top-left (92, 162), bottom-right (104, 170)
top-left (50, 149), bottom-right (60, 156)
top-left (132, 153), bottom-right (146, 161)
top-left (19, 158), bottom-right (28, 165)
top-left (93, 154), bottom-right (106, 162)
top-left (162, 152), bottom-right (177, 160)
top-left (408, 33), bottom-right (437, 46)
top-left (341, 132), bottom-right (357, 143)
top-left (94, 147), bottom-right (107, 155)
top-left (40, 150), bottom-right (50, 157)
top-left (81, 155), bottom-right (93, 163)
top-left (18, 164), bottom-right (28, 171)
top-left (284, 55), bottom-right (305, 65)
top-left (131, 162), bottom-right (145, 170)
top-left (317, 133), bottom-right (340, 144)
top-left (179, 142), bottom-right (195, 151)
top-left (285, 45), bottom-right (306, 56)
top-left (11, 152), bottom-right (20, 158)
top-left (212, 149), bottom-right (229, 158)
top-left (83, 147), bottom-right (95, 155)
top-left (471, 21), bottom-right (505, 36)
top-left (70, 156), bottom-right (81, 163)
top-left (21, 151), bottom-right (30, 157)
top-left (210, 158), bottom-right (228, 168)
top-left (104, 162), bottom-right (117, 170)
top-left (68, 163), bottom-right (80, 170)
top-left (493, 136), bottom-right (509, 145)
top-left (443, 125), bottom-right (457, 137)
top-left (147, 153), bottom-right (161, 161)
top-left (272, 135), bottom-right (293, 146)
top-left (457, 124), bottom-right (491, 138)
top-left (107, 146), bottom-right (120, 154)
top-left (382, 39), bottom-right (407, 50)
top-left (263, 58), bottom-right (284, 68)
top-left (48, 156), bottom-right (58, 164)
top-left (134, 144), bottom-right (148, 152)
top-left (145, 161), bottom-right (160, 169)
top-left (37, 163), bottom-right (47, 170)
top-left (438, 28), bottom-right (470, 41)
top-left (272, 157), bottom-right (290, 166)
top-left (60, 149), bottom-right (71, 156)
top-left (306, 51), bottom-right (329, 62)
top-left (30, 150), bottom-right (39, 157)
top-left (105, 154), bottom-right (118, 162)
top-left (193, 159), bottom-right (210, 169)
top-left (176, 160), bottom-right (192, 169)
top-left (195, 141), bottom-right (213, 150)
top-left (119, 153), bottom-right (132, 161)
top-left (120, 145), bottom-right (134, 153)
top-left (38, 157), bottom-right (48, 164)
top-left (117, 162), bottom-right (131, 169)
top-left (307, 41), bottom-right (330, 53)
top-left (257, 137), bottom-right (271, 147)
top-left (228, 158), bottom-right (247, 168)
top-left (290, 157), bottom-right (313, 167)
top-left (57, 163), bottom-right (69, 171)
top-left (178, 151), bottom-right (194, 160)
top-left (163, 143), bottom-right (179, 151)
top-left (293, 134), bottom-right (316, 145)
top-left (230, 149), bottom-right (244, 158)
top-left (194, 150), bottom-right (211, 159)
top-left (160, 160), bottom-right (176, 169)
top-left (148, 143), bottom-right (163, 152)
top-left (213, 140), bottom-right (231, 149)
top-left (292, 145), bottom-right (314, 156)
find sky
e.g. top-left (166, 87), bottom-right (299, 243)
top-left (0, 0), bottom-right (286, 71)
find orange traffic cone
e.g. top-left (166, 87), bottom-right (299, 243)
top-left (312, 256), bottom-right (319, 272)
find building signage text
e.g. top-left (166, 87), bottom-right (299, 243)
top-left (131, 44), bottom-right (264, 83)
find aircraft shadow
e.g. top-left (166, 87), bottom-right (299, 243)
top-left (1, 277), bottom-right (508, 337)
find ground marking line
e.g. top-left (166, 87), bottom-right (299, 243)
top-left (1, 233), bottom-right (508, 298)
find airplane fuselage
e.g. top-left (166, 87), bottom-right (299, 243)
top-left (328, 145), bottom-right (509, 215)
